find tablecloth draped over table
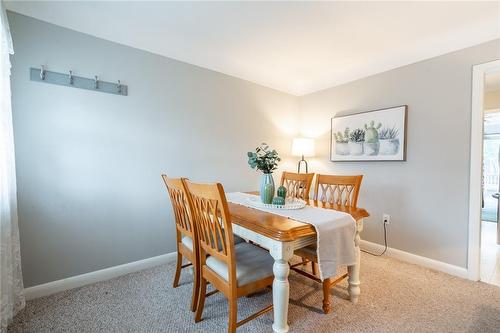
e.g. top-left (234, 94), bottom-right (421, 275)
top-left (225, 192), bottom-right (357, 280)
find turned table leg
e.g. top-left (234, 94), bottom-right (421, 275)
top-left (270, 242), bottom-right (294, 333)
top-left (348, 218), bottom-right (364, 303)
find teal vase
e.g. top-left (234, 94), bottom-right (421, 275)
top-left (260, 173), bottom-right (275, 204)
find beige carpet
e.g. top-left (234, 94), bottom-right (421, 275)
top-left (8, 253), bottom-right (500, 333)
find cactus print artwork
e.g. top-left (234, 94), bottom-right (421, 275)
top-left (331, 105), bottom-right (407, 161)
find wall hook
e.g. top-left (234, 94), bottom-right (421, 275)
top-left (30, 67), bottom-right (127, 96)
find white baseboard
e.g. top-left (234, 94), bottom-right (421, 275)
top-left (24, 252), bottom-right (177, 301)
top-left (360, 240), bottom-right (469, 279)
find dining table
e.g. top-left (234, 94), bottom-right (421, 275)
top-left (227, 193), bottom-right (369, 333)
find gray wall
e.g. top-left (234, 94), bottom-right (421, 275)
top-left (10, 10), bottom-right (500, 287)
top-left (299, 39), bottom-right (500, 268)
top-left (8, 12), bottom-right (299, 287)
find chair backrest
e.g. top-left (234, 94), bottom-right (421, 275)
top-left (161, 175), bottom-right (195, 240)
top-left (314, 174), bottom-right (363, 208)
top-left (184, 180), bottom-right (236, 283)
top-left (280, 171), bottom-right (315, 200)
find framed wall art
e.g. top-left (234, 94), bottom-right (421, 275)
top-left (331, 105), bottom-right (407, 161)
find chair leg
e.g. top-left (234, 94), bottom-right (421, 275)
top-left (195, 278), bottom-right (207, 323)
top-left (173, 252), bottom-right (182, 288)
top-left (322, 278), bottom-right (332, 314)
top-left (228, 296), bottom-right (238, 333)
top-left (312, 262), bottom-right (318, 276)
top-left (302, 257), bottom-right (308, 266)
top-left (190, 262), bottom-right (200, 312)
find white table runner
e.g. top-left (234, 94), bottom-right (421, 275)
top-left (226, 192), bottom-right (357, 280)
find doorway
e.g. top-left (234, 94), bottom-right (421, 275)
top-left (482, 114), bottom-right (500, 223)
top-left (469, 59), bottom-right (500, 284)
top-left (480, 71), bottom-right (500, 286)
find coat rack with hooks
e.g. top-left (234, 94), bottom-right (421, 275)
top-left (30, 66), bottom-right (128, 96)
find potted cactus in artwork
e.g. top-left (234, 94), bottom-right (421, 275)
top-left (333, 127), bottom-right (350, 155)
top-left (379, 126), bottom-right (400, 155)
top-left (348, 128), bottom-right (365, 155)
top-left (363, 121), bottom-right (381, 155)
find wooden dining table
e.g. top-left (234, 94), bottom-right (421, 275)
top-left (228, 196), bottom-right (369, 333)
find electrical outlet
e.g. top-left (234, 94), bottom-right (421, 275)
top-left (383, 214), bottom-right (391, 224)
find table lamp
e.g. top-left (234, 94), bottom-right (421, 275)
top-left (292, 138), bottom-right (315, 173)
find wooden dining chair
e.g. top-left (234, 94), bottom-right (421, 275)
top-left (184, 180), bottom-right (274, 333)
top-left (291, 174), bottom-right (363, 314)
top-left (280, 171), bottom-right (315, 200)
top-left (161, 175), bottom-right (200, 312)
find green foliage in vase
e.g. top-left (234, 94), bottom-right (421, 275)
top-left (247, 143), bottom-right (281, 174)
top-left (333, 127), bottom-right (350, 143)
top-left (364, 121), bottom-right (382, 143)
top-left (349, 128), bottom-right (365, 143)
top-left (379, 126), bottom-right (399, 140)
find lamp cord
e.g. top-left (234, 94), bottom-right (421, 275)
top-left (361, 221), bottom-right (388, 257)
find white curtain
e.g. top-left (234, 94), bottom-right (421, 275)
top-left (0, 1), bottom-right (25, 331)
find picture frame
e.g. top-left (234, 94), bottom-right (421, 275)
top-left (330, 105), bottom-right (408, 162)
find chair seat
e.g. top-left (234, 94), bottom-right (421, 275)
top-left (206, 242), bottom-right (274, 286)
top-left (181, 234), bottom-right (245, 252)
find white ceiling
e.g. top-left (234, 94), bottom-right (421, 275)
top-left (6, 1), bottom-right (500, 95)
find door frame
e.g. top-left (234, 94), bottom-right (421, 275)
top-left (468, 59), bottom-right (500, 281)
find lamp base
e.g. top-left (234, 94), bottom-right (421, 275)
top-left (297, 156), bottom-right (308, 173)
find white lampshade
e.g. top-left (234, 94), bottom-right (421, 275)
top-left (292, 138), bottom-right (315, 157)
